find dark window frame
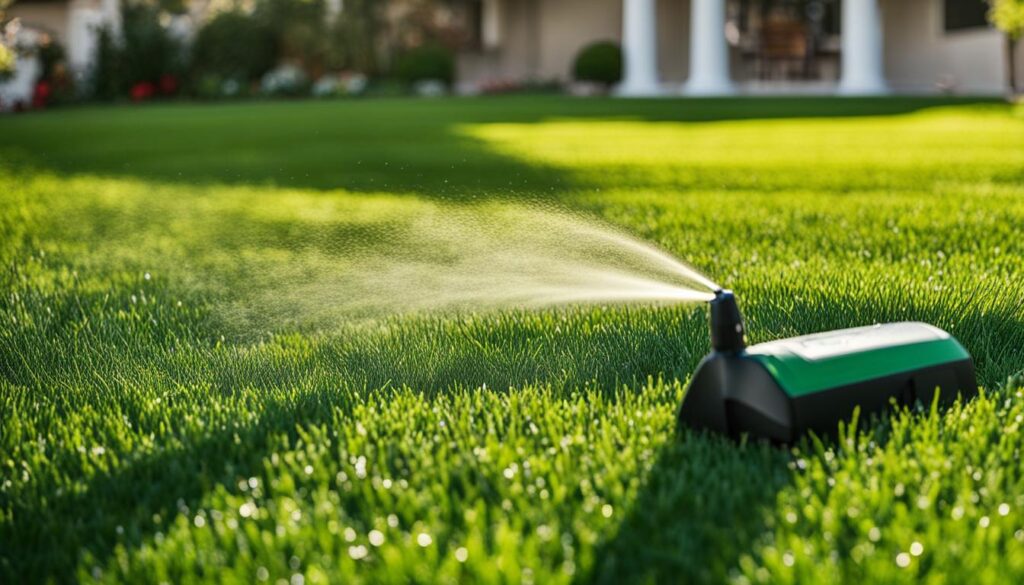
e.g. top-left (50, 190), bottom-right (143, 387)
top-left (943, 0), bottom-right (991, 33)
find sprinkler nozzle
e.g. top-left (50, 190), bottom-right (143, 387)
top-left (710, 289), bottom-right (746, 354)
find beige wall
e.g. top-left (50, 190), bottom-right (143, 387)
top-left (1015, 36), bottom-right (1024, 93)
top-left (659, 0), bottom-right (691, 83)
top-left (457, 0), bottom-right (692, 88)
top-left (6, 2), bottom-right (70, 42)
top-left (457, 0), bottom-right (540, 85)
top-left (535, 0), bottom-right (619, 79)
top-left (458, 0), bottom-right (1011, 95)
top-left (882, 0), bottom-right (1006, 94)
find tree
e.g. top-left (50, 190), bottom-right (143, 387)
top-left (988, 0), bottom-right (1024, 94)
top-left (0, 0), bottom-right (14, 78)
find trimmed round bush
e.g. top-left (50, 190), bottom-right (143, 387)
top-left (191, 11), bottom-right (276, 83)
top-left (573, 41), bottom-right (623, 85)
top-left (394, 45), bottom-right (455, 86)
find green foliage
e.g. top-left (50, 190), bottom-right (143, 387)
top-left (120, 2), bottom-right (182, 83)
top-left (394, 44), bottom-right (455, 86)
top-left (0, 44), bottom-right (13, 79)
top-left (35, 36), bottom-right (77, 104)
top-left (190, 11), bottom-right (276, 83)
top-left (989, 0), bottom-right (1024, 38)
top-left (90, 2), bottom-right (183, 99)
top-left (91, 25), bottom-right (123, 100)
top-left (1, 97), bottom-right (1024, 582)
top-left (257, 0), bottom-right (333, 73)
top-left (0, 2), bottom-right (10, 79)
top-left (187, 0), bottom-right (358, 91)
top-left (333, 0), bottom-right (384, 74)
top-left (573, 41), bottom-right (623, 86)
top-left (0, 0), bottom-right (13, 76)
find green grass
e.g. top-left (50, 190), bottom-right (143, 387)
top-left (2, 96), bottom-right (1024, 584)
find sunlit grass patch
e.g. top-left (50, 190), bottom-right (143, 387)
top-left (462, 105), bottom-right (1024, 192)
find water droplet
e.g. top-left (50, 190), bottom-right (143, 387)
top-left (368, 530), bottom-right (384, 546)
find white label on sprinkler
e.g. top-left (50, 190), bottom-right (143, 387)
top-left (754, 322), bottom-right (949, 361)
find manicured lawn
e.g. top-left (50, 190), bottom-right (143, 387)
top-left (2, 96), bottom-right (1024, 583)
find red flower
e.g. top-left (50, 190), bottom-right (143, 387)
top-left (130, 82), bottom-right (157, 102)
top-left (158, 74), bottom-right (178, 95)
top-left (32, 81), bottom-right (52, 108)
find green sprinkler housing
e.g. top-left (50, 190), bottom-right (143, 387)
top-left (678, 290), bottom-right (977, 442)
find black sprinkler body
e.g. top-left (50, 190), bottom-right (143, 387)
top-left (678, 290), bottom-right (977, 442)
top-left (709, 289), bottom-right (745, 353)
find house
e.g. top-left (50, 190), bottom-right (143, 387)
top-left (1, 0), bottom-right (120, 107)
top-left (457, 0), bottom-right (1022, 95)
top-left (4, 0), bottom-right (120, 73)
top-left (2, 0), bottom-right (1021, 105)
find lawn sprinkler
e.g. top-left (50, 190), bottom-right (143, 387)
top-left (678, 290), bottom-right (977, 442)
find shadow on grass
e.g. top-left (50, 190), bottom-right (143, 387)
top-left (0, 383), bottom-right (354, 583)
top-left (579, 434), bottom-right (790, 584)
top-left (0, 96), bottom-right (1001, 199)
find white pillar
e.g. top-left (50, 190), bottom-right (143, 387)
top-left (325, 0), bottom-right (343, 23)
top-left (0, 31), bottom-right (42, 110)
top-left (684, 0), bottom-right (734, 95)
top-left (617, 0), bottom-right (661, 96)
top-left (838, 0), bottom-right (887, 95)
top-left (66, 1), bottom-right (103, 73)
top-left (100, 0), bottom-right (122, 34)
top-left (66, 0), bottom-right (122, 74)
top-left (481, 0), bottom-right (503, 50)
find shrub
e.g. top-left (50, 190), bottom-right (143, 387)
top-left (0, 45), bottom-right (14, 80)
top-left (394, 45), bottom-right (454, 86)
top-left (91, 25), bottom-right (123, 100)
top-left (191, 11), bottom-right (276, 83)
top-left (90, 2), bottom-right (183, 100)
top-left (35, 36), bottom-right (75, 105)
top-left (573, 41), bottom-right (622, 86)
top-left (259, 0), bottom-right (332, 73)
top-left (119, 3), bottom-right (183, 89)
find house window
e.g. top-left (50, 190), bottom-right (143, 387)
top-left (944, 0), bottom-right (990, 32)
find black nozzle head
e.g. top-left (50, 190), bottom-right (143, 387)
top-left (710, 289), bottom-right (746, 354)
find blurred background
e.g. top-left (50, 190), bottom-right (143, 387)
top-left (0, 0), bottom-right (1021, 110)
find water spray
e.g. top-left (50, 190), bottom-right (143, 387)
top-left (678, 289), bottom-right (977, 442)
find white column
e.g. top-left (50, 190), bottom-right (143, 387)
top-left (684, 0), bottom-right (734, 95)
top-left (838, 0), bottom-right (887, 95)
top-left (481, 0), bottom-right (503, 50)
top-left (66, 0), bottom-right (105, 73)
top-left (325, 0), bottom-right (343, 23)
top-left (0, 31), bottom-right (42, 110)
top-left (617, 0), bottom-right (661, 96)
top-left (100, 0), bottom-right (123, 34)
